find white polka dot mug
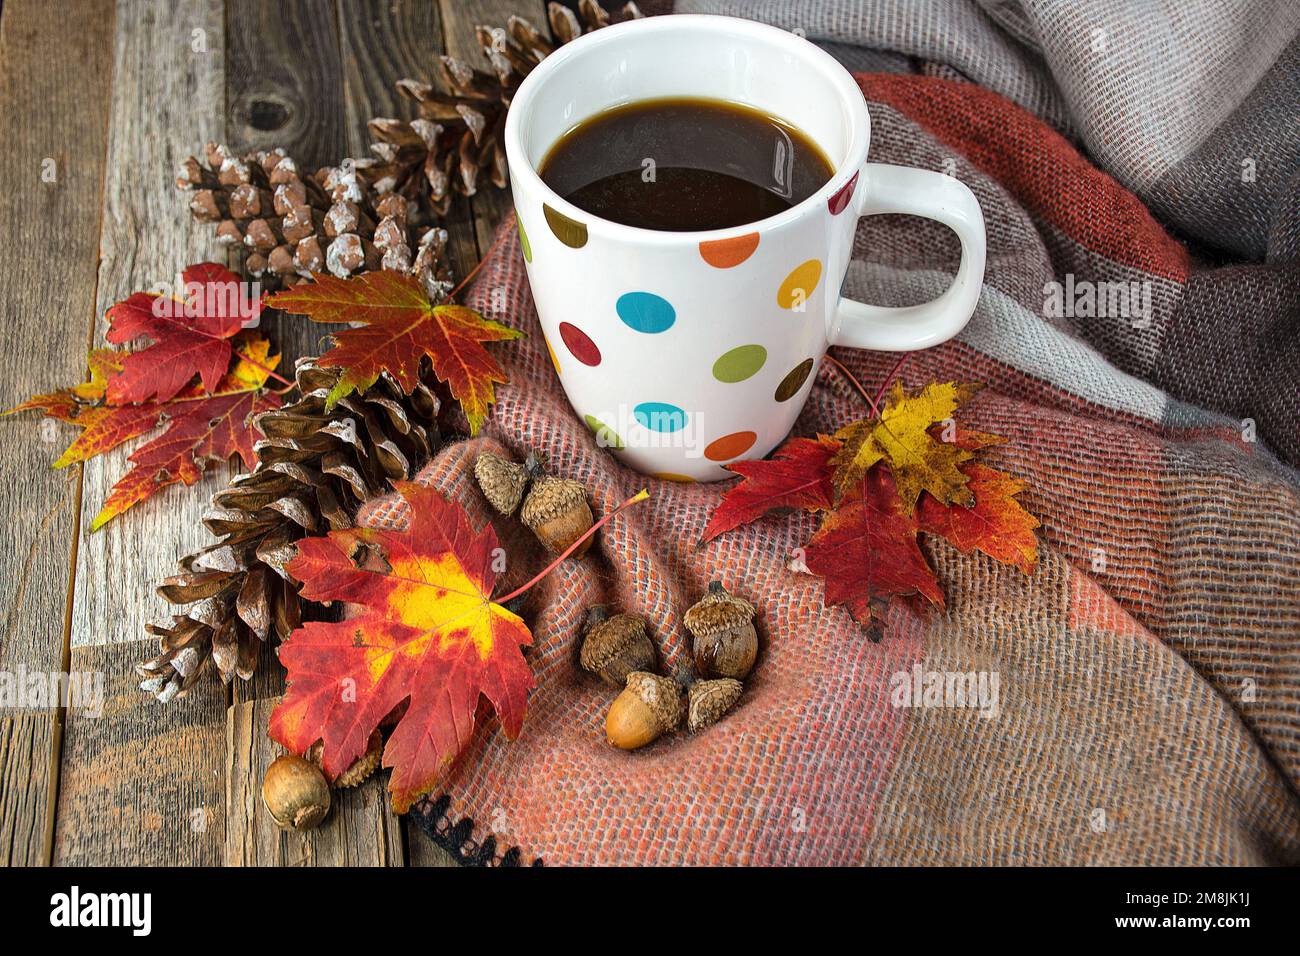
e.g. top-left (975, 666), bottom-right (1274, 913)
top-left (504, 14), bottom-right (987, 481)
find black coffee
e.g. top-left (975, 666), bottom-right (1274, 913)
top-left (538, 97), bottom-right (834, 231)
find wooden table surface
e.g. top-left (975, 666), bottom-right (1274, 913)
top-left (0, 0), bottom-right (585, 868)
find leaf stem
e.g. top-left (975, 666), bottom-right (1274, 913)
top-left (495, 487), bottom-right (650, 604)
top-left (872, 353), bottom-right (909, 409)
top-left (825, 353), bottom-right (879, 417)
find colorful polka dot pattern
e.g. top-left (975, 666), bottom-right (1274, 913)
top-left (535, 181), bottom-right (857, 471)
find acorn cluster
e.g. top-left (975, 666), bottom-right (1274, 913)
top-left (475, 450), bottom-right (595, 556)
top-left (580, 582), bottom-right (760, 750)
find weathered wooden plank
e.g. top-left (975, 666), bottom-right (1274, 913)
top-left (55, 0), bottom-right (228, 866)
top-left (0, 0), bottom-right (117, 866)
top-left (54, 640), bottom-right (227, 865)
top-left (226, 697), bottom-right (404, 865)
top-left (0, 714), bottom-right (56, 865)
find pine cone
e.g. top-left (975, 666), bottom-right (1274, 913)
top-left (137, 358), bottom-right (443, 701)
top-left (176, 143), bottom-right (456, 299)
top-left (357, 1), bottom-right (643, 215)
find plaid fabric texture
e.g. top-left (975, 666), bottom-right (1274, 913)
top-left (357, 5), bottom-right (1300, 864)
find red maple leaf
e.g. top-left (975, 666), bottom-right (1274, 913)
top-left (267, 271), bottom-right (520, 433)
top-left (804, 466), bottom-right (945, 624)
top-left (92, 385), bottom-right (280, 531)
top-left (106, 263), bottom-right (259, 404)
top-left (702, 435), bottom-right (840, 542)
top-left (269, 481), bottom-right (534, 812)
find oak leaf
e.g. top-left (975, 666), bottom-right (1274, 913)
top-left (831, 381), bottom-right (981, 511)
top-left (269, 481), bottom-right (535, 812)
top-left (267, 271), bottom-right (521, 433)
top-left (105, 263), bottom-right (260, 404)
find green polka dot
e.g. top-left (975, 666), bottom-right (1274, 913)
top-left (584, 414), bottom-right (624, 450)
top-left (712, 344), bottom-right (767, 383)
top-left (515, 210), bottom-right (532, 262)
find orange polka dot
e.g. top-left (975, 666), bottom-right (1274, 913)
top-left (699, 232), bottom-right (760, 268)
top-left (705, 431), bottom-right (758, 462)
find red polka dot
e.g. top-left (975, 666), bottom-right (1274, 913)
top-left (828, 172), bottom-right (858, 215)
top-left (558, 322), bottom-right (601, 366)
top-left (705, 431), bottom-right (757, 462)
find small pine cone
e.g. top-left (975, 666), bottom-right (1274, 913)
top-left (687, 678), bottom-right (743, 733)
top-left (474, 452), bottom-right (529, 515)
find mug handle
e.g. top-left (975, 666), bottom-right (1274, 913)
top-left (832, 163), bottom-right (987, 352)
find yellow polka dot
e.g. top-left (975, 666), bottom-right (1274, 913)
top-left (654, 472), bottom-right (696, 483)
top-left (777, 259), bottom-right (823, 309)
top-left (543, 334), bottom-right (561, 376)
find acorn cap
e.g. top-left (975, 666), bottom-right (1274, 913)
top-left (683, 581), bottom-right (757, 637)
top-left (579, 607), bottom-right (649, 675)
top-left (474, 452), bottom-right (528, 515)
top-left (306, 729), bottom-right (382, 788)
top-left (688, 678), bottom-right (743, 733)
top-left (625, 671), bottom-right (683, 732)
top-left (520, 473), bottom-right (588, 527)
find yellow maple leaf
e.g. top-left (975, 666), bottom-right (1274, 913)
top-left (831, 381), bottom-right (982, 511)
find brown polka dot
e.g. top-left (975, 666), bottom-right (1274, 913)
top-left (775, 358), bottom-right (815, 402)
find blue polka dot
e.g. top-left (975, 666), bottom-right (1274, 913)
top-left (634, 402), bottom-right (688, 433)
top-left (617, 292), bottom-right (676, 333)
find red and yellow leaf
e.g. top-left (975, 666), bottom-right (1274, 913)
top-left (917, 462), bottom-right (1039, 574)
top-left (267, 271), bottom-right (520, 433)
top-left (90, 386), bottom-right (280, 531)
top-left (702, 435), bottom-right (839, 542)
top-left (831, 381), bottom-right (981, 511)
top-left (269, 481), bottom-right (534, 812)
top-left (105, 263), bottom-right (259, 404)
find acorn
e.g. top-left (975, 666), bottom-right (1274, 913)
top-left (520, 455), bottom-right (594, 557)
top-left (684, 581), bottom-right (759, 679)
top-left (474, 451), bottom-right (529, 516)
top-left (605, 671), bottom-right (683, 750)
top-left (579, 606), bottom-right (656, 687)
top-left (262, 754), bottom-right (331, 831)
top-left (688, 678), bottom-right (744, 733)
top-left (305, 729), bottom-right (382, 788)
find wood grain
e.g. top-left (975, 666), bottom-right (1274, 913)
top-left (0, 715), bottom-right (56, 865)
top-left (0, 0), bottom-right (116, 866)
top-left (56, 0), bottom-right (228, 866)
top-left (226, 697), bottom-right (403, 865)
top-left (54, 640), bottom-right (227, 865)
